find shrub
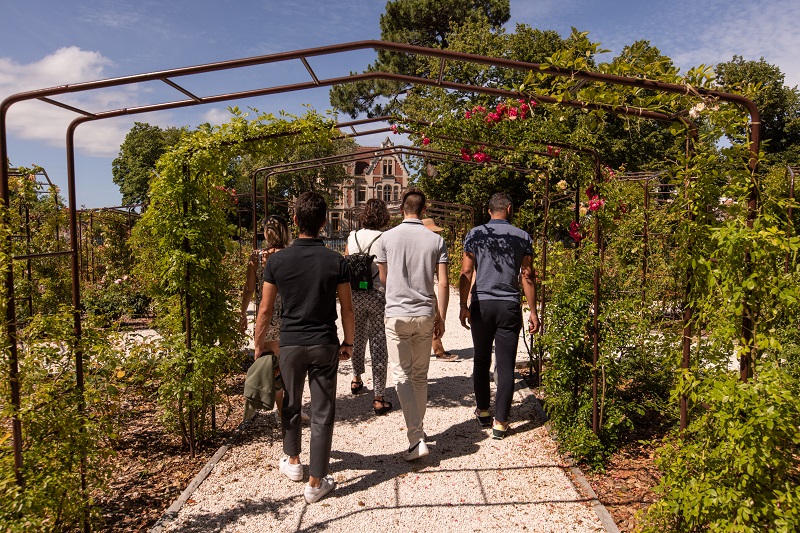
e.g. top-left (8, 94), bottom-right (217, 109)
top-left (640, 364), bottom-right (800, 533)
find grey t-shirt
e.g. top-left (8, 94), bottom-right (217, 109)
top-left (464, 219), bottom-right (533, 302)
top-left (375, 219), bottom-right (448, 317)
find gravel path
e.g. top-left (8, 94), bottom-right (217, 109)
top-left (162, 289), bottom-right (605, 532)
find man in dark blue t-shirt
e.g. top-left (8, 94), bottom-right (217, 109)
top-left (255, 192), bottom-right (354, 504)
top-left (459, 192), bottom-right (540, 440)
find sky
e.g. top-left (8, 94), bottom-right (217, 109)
top-left (1, 0), bottom-right (799, 208)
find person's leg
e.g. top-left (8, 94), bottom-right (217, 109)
top-left (367, 291), bottom-right (388, 401)
top-left (408, 315), bottom-right (434, 437)
top-left (492, 301), bottom-right (523, 424)
top-left (351, 292), bottom-right (368, 388)
top-left (431, 336), bottom-right (444, 355)
top-left (306, 343), bottom-right (340, 483)
top-left (386, 317), bottom-right (423, 445)
top-left (279, 345), bottom-right (307, 462)
top-left (470, 301), bottom-right (497, 412)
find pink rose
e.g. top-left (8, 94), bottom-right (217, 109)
top-left (422, 137), bottom-right (430, 146)
top-left (465, 111), bottom-right (472, 119)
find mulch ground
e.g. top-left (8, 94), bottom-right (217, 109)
top-left (94, 374), bottom-right (248, 532)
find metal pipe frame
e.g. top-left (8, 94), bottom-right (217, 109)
top-left (0, 39), bottom-right (762, 491)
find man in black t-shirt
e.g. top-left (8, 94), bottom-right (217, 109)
top-left (255, 192), bottom-right (354, 504)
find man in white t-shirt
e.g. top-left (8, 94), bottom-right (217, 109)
top-left (376, 189), bottom-right (449, 461)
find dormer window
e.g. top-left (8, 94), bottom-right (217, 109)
top-left (382, 159), bottom-right (394, 176)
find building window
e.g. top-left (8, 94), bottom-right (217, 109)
top-left (382, 159), bottom-right (393, 176)
top-left (375, 185), bottom-right (382, 200)
top-left (331, 212), bottom-right (341, 233)
top-left (393, 185), bottom-right (399, 202)
top-left (383, 184), bottom-right (392, 202)
top-left (357, 186), bottom-right (366, 204)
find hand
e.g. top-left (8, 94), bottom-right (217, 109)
top-left (529, 313), bottom-right (541, 334)
top-left (459, 305), bottom-right (471, 329)
top-left (338, 344), bottom-right (353, 361)
top-left (433, 316), bottom-right (445, 339)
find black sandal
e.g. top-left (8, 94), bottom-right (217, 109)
top-left (351, 379), bottom-right (364, 395)
top-left (374, 398), bottom-right (392, 416)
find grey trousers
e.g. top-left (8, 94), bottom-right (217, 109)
top-left (279, 343), bottom-right (339, 479)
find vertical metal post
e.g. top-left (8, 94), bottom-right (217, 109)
top-left (182, 173), bottom-right (196, 458)
top-left (538, 173), bottom-right (550, 388)
top-left (89, 212), bottom-right (95, 283)
top-left (0, 107), bottom-right (24, 488)
top-left (680, 133), bottom-right (694, 432)
top-left (642, 181), bottom-right (650, 306)
top-left (786, 166), bottom-right (796, 274)
top-left (25, 204), bottom-right (32, 317)
top-left (66, 124), bottom-right (90, 533)
top-left (592, 213), bottom-right (600, 435)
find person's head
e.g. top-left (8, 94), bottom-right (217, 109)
top-left (360, 198), bottom-right (391, 230)
top-left (261, 214), bottom-right (291, 249)
top-left (488, 192), bottom-right (513, 219)
top-left (294, 191), bottom-right (327, 237)
top-left (401, 188), bottom-right (426, 218)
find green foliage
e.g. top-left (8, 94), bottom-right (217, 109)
top-left (640, 364), bottom-right (800, 533)
top-left (131, 107), bottom-right (337, 445)
top-left (329, 0), bottom-right (510, 117)
top-left (6, 167), bottom-right (71, 322)
top-left (0, 310), bottom-right (124, 532)
top-left (716, 56), bottom-right (800, 162)
top-left (112, 122), bottom-right (186, 205)
top-left (82, 275), bottom-right (151, 323)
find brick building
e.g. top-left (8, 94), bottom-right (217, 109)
top-left (326, 137), bottom-right (410, 237)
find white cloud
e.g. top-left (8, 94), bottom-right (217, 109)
top-left (652, 0), bottom-right (800, 87)
top-left (0, 47), bottom-right (150, 157)
top-left (202, 107), bottom-right (235, 125)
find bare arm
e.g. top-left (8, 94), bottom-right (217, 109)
top-left (459, 251), bottom-right (475, 329)
top-left (377, 262), bottom-right (387, 285)
top-left (337, 282), bottom-right (355, 360)
top-left (254, 281), bottom-right (278, 356)
top-left (520, 255), bottom-right (540, 334)
top-left (239, 253), bottom-right (258, 333)
top-left (434, 262), bottom-right (449, 339)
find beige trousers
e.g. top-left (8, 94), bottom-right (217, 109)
top-left (385, 315), bottom-right (435, 445)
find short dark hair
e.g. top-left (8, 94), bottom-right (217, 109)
top-left (295, 192), bottom-right (327, 237)
top-left (488, 192), bottom-right (513, 215)
top-left (360, 198), bottom-right (390, 230)
top-left (401, 188), bottom-right (425, 217)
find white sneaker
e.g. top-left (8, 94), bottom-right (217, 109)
top-left (279, 456), bottom-right (303, 481)
top-left (403, 439), bottom-right (429, 461)
top-left (304, 476), bottom-right (336, 503)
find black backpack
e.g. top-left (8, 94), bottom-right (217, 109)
top-left (347, 231), bottom-right (381, 291)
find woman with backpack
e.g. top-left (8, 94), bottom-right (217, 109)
top-left (344, 198), bottom-right (393, 416)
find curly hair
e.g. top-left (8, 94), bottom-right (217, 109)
top-left (359, 198), bottom-right (390, 230)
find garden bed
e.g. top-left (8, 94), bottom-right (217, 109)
top-left (94, 374), bottom-right (247, 532)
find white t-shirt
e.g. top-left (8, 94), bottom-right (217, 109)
top-left (347, 228), bottom-right (385, 292)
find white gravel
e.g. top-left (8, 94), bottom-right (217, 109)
top-left (162, 289), bottom-right (605, 532)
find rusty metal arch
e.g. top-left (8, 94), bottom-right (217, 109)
top-left (0, 40), bottom-right (763, 497)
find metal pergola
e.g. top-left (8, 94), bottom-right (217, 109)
top-left (1, 41), bottom-right (762, 516)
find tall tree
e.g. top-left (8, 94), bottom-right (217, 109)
top-left (112, 122), bottom-right (185, 205)
top-left (329, 0), bottom-right (510, 117)
top-left (716, 56), bottom-right (800, 160)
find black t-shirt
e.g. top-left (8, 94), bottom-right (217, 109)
top-left (263, 238), bottom-right (350, 346)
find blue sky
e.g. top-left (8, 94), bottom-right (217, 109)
top-left (2, 0), bottom-right (798, 207)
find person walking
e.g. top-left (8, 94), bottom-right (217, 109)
top-left (240, 215), bottom-right (298, 421)
top-left (344, 198), bottom-right (393, 416)
top-left (376, 189), bottom-right (449, 461)
top-left (459, 192), bottom-right (540, 440)
top-left (255, 192), bottom-right (354, 504)
top-left (422, 217), bottom-right (458, 362)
